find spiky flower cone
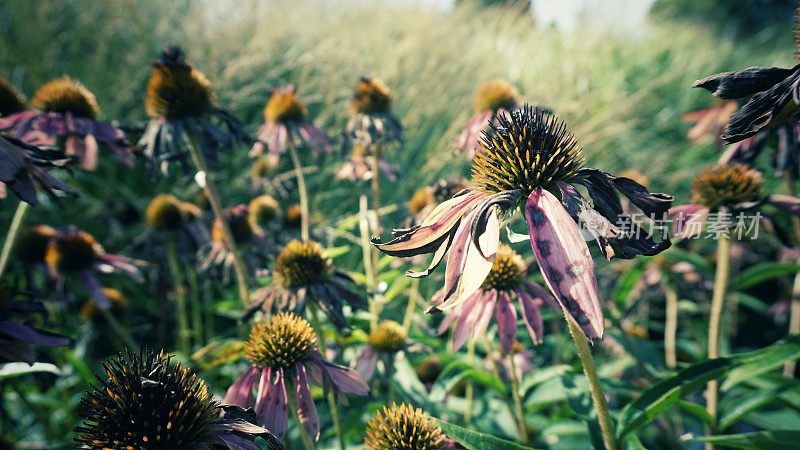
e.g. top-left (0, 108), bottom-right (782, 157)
top-left (31, 76), bottom-right (99, 119)
top-left (364, 403), bottom-right (446, 450)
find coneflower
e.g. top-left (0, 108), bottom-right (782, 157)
top-left (224, 312), bottom-right (368, 443)
top-left (255, 240), bottom-right (365, 329)
top-left (248, 194), bottom-right (281, 235)
top-left (406, 178), bottom-right (470, 224)
top-left (373, 106), bottom-right (673, 449)
top-left (455, 79), bottom-right (523, 159)
top-left (352, 320), bottom-right (422, 388)
top-left (202, 204), bottom-right (271, 279)
top-left (364, 403), bottom-right (461, 450)
top-left (0, 282), bottom-right (70, 363)
top-left (75, 349), bottom-right (280, 449)
top-left (145, 193), bottom-right (208, 249)
top-left (0, 77), bottom-right (25, 117)
top-left (344, 77), bottom-right (402, 149)
top-left (0, 76), bottom-right (133, 171)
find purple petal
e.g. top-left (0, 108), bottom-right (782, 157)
top-left (255, 368), bottom-right (289, 439)
top-left (223, 367), bottom-right (260, 407)
top-left (315, 358), bottom-right (370, 395)
top-left (516, 287), bottom-right (544, 345)
top-left (209, 432), bottom-right (263, 450)
top-left (669, 204), bottom-right (709, 239)
top-left (472, 289), bottom-right (497, 340)
top-left (353, 346), bottom-right (379, 382)
top-left (495, 290), bottom-right (517, 354)
top-left (525, 187), bottom-right (604, 340)
top-left (767, 194), bottom-right (800, 216)
top-left (80, 271), bottom-right (110, 310)
top-left (83, 134), bottom-right (98, 171)
top-left (451, 290), bottom-right (486, 351)
top-left (294, 365), bottom-right (320, 441)
top-left (0, 321), bottom-right (71, 347)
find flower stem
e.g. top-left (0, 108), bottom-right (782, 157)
top-left (187, 265), bottom-right (209, 346)
top-left (0, 200), bottom-right (29, 278)
top-left (565, 313), bottom-right (617, 450)
top-left (189, 266), bottom-right (204, 347)
top-left (369, 148), bottom-right (382, 231)
top-left (705, 233), bottom-right (731, 450)
top-left (783, 172), bottom-right (800, 377)
top-left (165, 239), bottom-right (191, 355)
top-left (508, 350), bottom-right (529, 442)
top-left (358, 195), bottom-right (379, 327)
top-left (663, 282), bottom-right (679, 369)
top-left (308, 303), bottom-right (347, 450)
top-left (183, 132), bottom-right (250, 307)
top-left (464, 338), bottom-right (476, 424)
top-left (401, 278), bottom-right (419, 332)
top-left (99, 307), bottom-right (139, 353)
top-left (287, 377), bottom-right (316, 450)
top-left (287, 139), bottom-right (310, 242)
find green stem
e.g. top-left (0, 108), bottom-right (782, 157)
top-left (287, 140), bottom-right (310, 242)
top-left (508, 350), bottom-right (529, 442)
top-left (386, 355), bottom-right (396, 404)
top-left (464, 338), bottom-right (476, 424)
top-left (183, 132), bottom-right (250, 307)
top-left (0, 201), bottom-right (29, 278)
top-left (99, 307), bottom-right (139, 352)
top-left (166, 240), bottom-right (191, 355)
top-left (565, 314), bottom-right (617, 450)
top-left (187, 265), bottom-right (207, 347)
top-left (705, 233), bottom-right (731, 450)
top-left (308, 304), bottom-right (347, 450)
top-left (287, 377), bottom-right (316, 450)
top-left (358, 195), bottom-right (379, 327)
top-left (402, 278), bottom-right (419, 332)
top-left (663, 282), bottom-right (679, 369)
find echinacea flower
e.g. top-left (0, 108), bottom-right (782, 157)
top-left (435, 244), bottom-right (552, 352)
top-left (45, 226), bottom-right (144, 309)
top-left (0, 135), bottom-right (75, 204)
top-left (0, 77), bottom-right (25, 117)
top-left (0, 282), bottom-right (70, 363)
top-left (145, 193), bottom-right (209, 254)
top-left (352, 320), bottom-right (419, 383)
top-left (671, 163), bottom-right (800, 242)
top-left (363, 403), bottom-right (462, 450)
top-left (373, 106), bottom-right (674, 339)
top-left (681, 100), bottom-right (738, 147)
top-left (256, 240), bottom-right (365, 329)
top-left (249, 85), bottom-right (331, 161)
top-left (201, 204), bottom-right (270, 277)
top-left (455, 78), bottom-right (521, 160)
top-left (75, 349), bottom-right (281, 450)
top-left (343, 76), bottom-right (402, 150)
top-left (224, 312), bottom-right (369, 440)
top-left (139, 46), bottom-right (247, 176)
top-left (248, 194), bottom-right (282, 236)
top-left (0, 77), bottom-right (134, 170)
top-left (336, 143), bottom-right (399, 182)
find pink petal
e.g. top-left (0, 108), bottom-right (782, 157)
top-left (353, 346), bottom-right (379, 382)
top-left (223, 367), bottom-right (260, 407)
top-left (82, 134), bottom-right (98, 171)
top-left (472, 289), bottom-right (497, 339)
top-left (525, 187), bottom-right (604, 340)
top-left (767, 194), bottom-right (800, 216)
top-left (452, 290), bottom-right (487, 351)
top-left (495, 290), bottom-right (518, 354)
top-left (255, 368), bottom-right (288, 439)
top-left (294, 365), bottom-right (320, 441)
top-left (317, 358), bottom-right (370, 395)
top-left (516, 287), bottom-right (544, 345)
top-left (669, 204), bottom-right (709, 239)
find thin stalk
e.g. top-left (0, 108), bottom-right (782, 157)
top-left (705, 233), bottom-right (731, 450)
top-left (565, 314), bottom-right (617, 450)
top-left (385, 356), bottom-right (396, 404)
top-left (464, 338), bottom-right (477, 424)
top-left (189, 269), bottom-right (204, 347)
top-left (99, 307), bottom-right (139, 352)
top-left (358, 195), bottom-right (379, 327)
top-left (287, 378), bottom-right (316, 450)
top-left (401, 278), bottom-right (420, 332)
top-left (0, 201), bottom-right (29, 278)
top-left (286, 139), bottom-right (310, 241)
top-left (663, 282), bottom-right (679, 369)
top-left (183, 132), bottom-right (250, 307)
top-left (369, 149), bottom-right (382, 230)
top-left (508, 351), bottom-right (529, 442)
top-left (165, 240), bottom-right (191, 355)
top-left (186, 265), bottom-right (208, 346)
top-left (783, 173), bottom-right (800, 377)
top-left (308, 303), bottom-right (347, 450)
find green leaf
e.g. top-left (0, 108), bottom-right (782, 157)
top-left (429, 360), bottom-right (504, 401)
top-left (731, 262), bottom-right (800, 291)
top-left (721, 335), bottom-right (800, 391)
top-left (718, 385), bottom-right (787, 431)
top-left (678, 400), bottom-right (713, 425)
top-left (693, 431), bottom-right (800, 449)
top-left (435, 419), bottom-right (537, 450)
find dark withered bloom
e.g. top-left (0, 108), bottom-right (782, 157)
top-left (373, 106), bottom-right (674, 340)
top-left (364, 403), bottom-right (463, 450)
top-left (139, 46), bottom-right (247, 176)
top-left (436, 245), bottom-right (553, 353)
top-left (0, 282), bottom-right (71, 363)
top-left (671, 163), bottom-right (800, 242)
top-left (0, 135), bottom-right (75, 204)
top-left (75, 349), bottom-right (281, 450)
top-left (0, 77), bottom-right (25, 117)
top-left (248, 194), bottom-right (281, 236)
top-left (352, 320), bottom-right (423, 383)
top-left (224, 312), bottom-right (368, 440)
top-left (145, 193), bottom-right (209, 255)
top-left (343, 77), bottom-right (402, 148)
top-left (255, 240), bottom-right (365, 329)
top-left (249, 85), bottom-right (331, 161)
top-left (0, 77), bottom-right (134, 171)
top-left (45, 226), bottom-right (145, 308)
top-left (201, 204), bottom-right (271, 277)
top-left (335, 143), bottom-right (399, 182)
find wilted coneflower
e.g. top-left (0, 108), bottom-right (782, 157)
top-left (0, 77), bottom-right (25, 117)
top-left (45, 226), bottom-right (144, 308)
top-left (364, 403), bottom-right (462, 450)
top-left (248, 194), bottom-right (282, 236)
top-left (75, 349), bottom-right (281, 450)
top-left (373, 106), bottom-right (671, 447)
top-left (0, 135), bottom-right (75, 205)
top-left (343, 76), bottom-right (402, 149)
top-left (0, 282), bottom-right (70, 363)
top-left (145, 193), bottom-right (209, 253)
top-left (0, 76), bottom-right (133, 171)
top-left (352, 320), bottom-right (422, 385)
top-left (249, 85), bottom-right (331, 161)
top-left (224, 312), bottom-right (369, 442)
top-left (335, 143), bottom-right (399, 182)
top-left (255, 240), bottom-right (365, 329)
top-left (201, 204), bottom-right (270, 279)
top-left (455, 79), bottom-right (522, 160)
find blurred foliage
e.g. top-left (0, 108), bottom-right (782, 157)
top-left (651, 0), bottom-right (796, 39)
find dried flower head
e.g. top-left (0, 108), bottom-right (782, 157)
top-left (212, 205), bottom-right (253, 244)
top-left (415, 356), bottom-right (442, 384)
top-left (0, 77), bottom-right (25, 116)
top-left (352, 77), bottom-right (393, 114)
top-left (244, 312), bottom-right (317, 370)
top-left (273, 240), bottom-right (333, 288)
top-left (691, 163), bottom-right (764, 209)
top-left (264, 87), bottom-right (307, 124)
top-left (146, 194), bottom-right (186, 231)
top-left (472, 107), bottom-right (584, 196)
top-left (481, 245), bottom-right (526, 291)
top-left (364, 403), bottom-right (445, 450)
top-left (473, 79), bottom-right (520, 114)
top-left (15, 224), bottom-right (56, 264)
top-left (367, 320), bottom-right (407, 353)
top-left (45, 229), bottom-right (98, 273)
top-left (248, 195), bottom-right (281, 230)
top-left (145, 47), bottom-right (214, 120)
top-left (284, 203), bottom-right (303, 229)
top-left (31, 77), bottom-right (99, 119)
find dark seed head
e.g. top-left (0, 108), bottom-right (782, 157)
top-left (364, 403), bottom-right (445, 450)
top-left (415, 357), bottom-right (442, 384)
top-left (481, 244), bottom-right (526, 291)
top-left (145, 194), bottom-right (186, 231)
top-left (0, 77), bottom-right (25, 116)
top-left (273, 240), bottom-right (333, 288)
top-left (145, 48), bottom-right (214, 120)
top-left (45, 228), bottom-right (98, 273)
top-left (691, 163), bottom-right (763, 209)
top-left (367, 320), bottom-right (407, 353)
top-left (473, 79), bottom-right (520, 114)
top-left (31, 77), bottom-right (99, 119)
top-left (15, 224), bottom-right (56, 264)
top-left (212, 205), bottom-right (253, 244)
top-left (472, 106), bottom-right (584, 196)
top-left (244, 312), bottom-right (317, 369)
top-left (351, 77), bottom-right (393, 115)
top-left (264, 86), bottom-right (307, 124)
top-left (284, 203), bottom-right (303, 229)
top-left (248, 195), bottom-right (281, 230)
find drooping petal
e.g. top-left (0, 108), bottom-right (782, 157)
top-left (766, 194), bottom-right (800, 216)
top-left (515, 287), bottom-right (544, 345)
top-left (495, 290), bottom-right (517, 354)
top-left (692, 66), bottom-right (797, 99)
top-left (311, 355), bottom-right (370, 395)
top-left (294, 365), bottom-right (320, 441)
top-left (452, 290), bottom-right (489, 351)
top-left (472, 289), bottom-right (497, 340)
top-left (0, 321), bottom-right (71, 347)
top-left (352, 346), bottom-right (379, 382)
top-left (723, 69), bottom-right (799, 143)
top-left (525, 187), bottom-right (604, 340)
top-left (255, 368), bottom-right (288, 439)
top-left (669, 204), bottom-right (710, 239)
top-left (406, 229), bottom-right (456, 278)
top-left (223, 367), bottom-right (260, 407)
